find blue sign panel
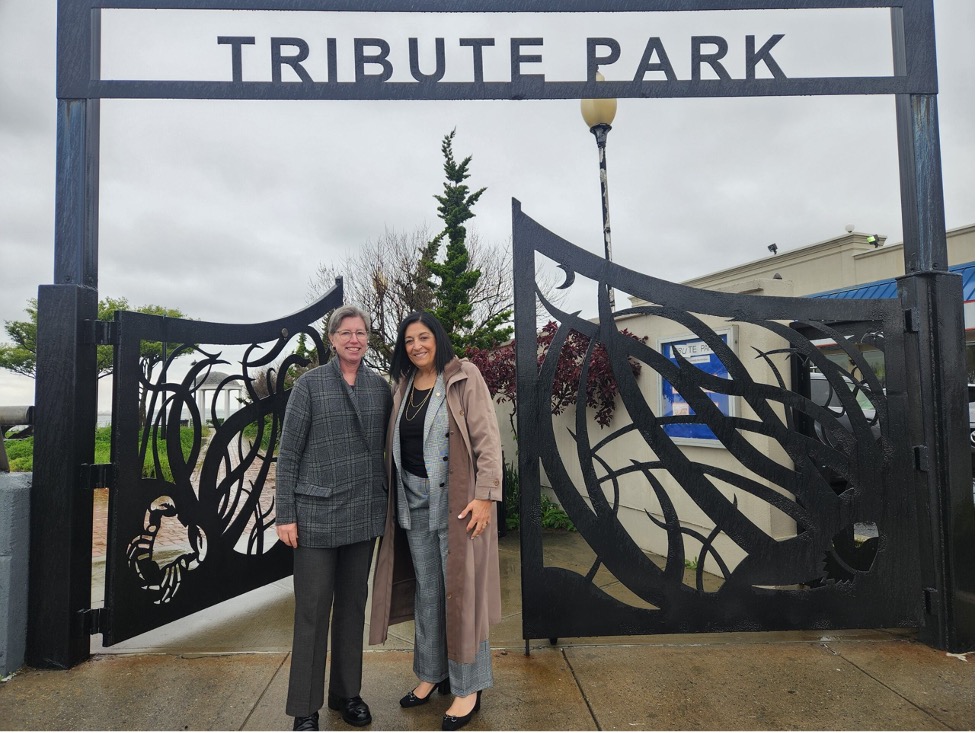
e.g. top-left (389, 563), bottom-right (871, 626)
top-left (659, 331), bottom-right (733, 444)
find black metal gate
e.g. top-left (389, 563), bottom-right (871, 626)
top-left (513, 202), bottom-right (923, 641)
top-left (31, 0), bottom-right (969, 669)
top-left (101, 281), bottom-right (342, 644)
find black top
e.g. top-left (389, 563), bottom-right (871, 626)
top-left (400, 385), bottom-right (432, 477)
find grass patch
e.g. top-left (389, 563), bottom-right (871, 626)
top-left (136, 425), bottom-right (198, 482)
top-left (6, 425), bottom-right (198, 481)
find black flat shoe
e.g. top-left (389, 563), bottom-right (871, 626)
top-left (400, 678), bottom-right (450, 708)
top-left (293, 711), bottom-right (319, 731)
top-left (327, 694), bottom-right (372, 727)
top-left (441, 690), bottom-right (481, 731)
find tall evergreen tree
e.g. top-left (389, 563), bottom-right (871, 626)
top-left (423, 129), bottom-right (512, 354)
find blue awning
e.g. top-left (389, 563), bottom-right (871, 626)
top-left (808, 262), bottom-right (975, 302)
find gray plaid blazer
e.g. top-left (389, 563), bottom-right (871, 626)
top-left (391, 372), bottom-right (450, 531)
top-left (275, 358), bottom-right (393, 548)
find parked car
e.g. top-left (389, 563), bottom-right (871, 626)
top-left (806, 372), bottom-right (881, 448)
top-left (807, 375), bottom-right (974, 481)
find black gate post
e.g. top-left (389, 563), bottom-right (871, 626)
top-left (27, 1), bottom-right (102, 668)
top-left (28, 285), bottom-right (99, 668)
top-left (892, 3), bottom-right (973, 652)
top-left (897, 272), bottom-right (972, 652)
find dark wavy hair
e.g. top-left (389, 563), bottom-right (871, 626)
top-left (389, 311), bottom-right (456, 381)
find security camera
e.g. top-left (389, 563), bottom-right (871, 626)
top-left (767, 243), bottom-right (778, 255)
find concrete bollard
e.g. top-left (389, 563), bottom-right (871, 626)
top-left (0, 472), bottom-right (30, 677)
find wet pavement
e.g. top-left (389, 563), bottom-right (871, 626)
top-left (0, 530), bottom-right (974, 731)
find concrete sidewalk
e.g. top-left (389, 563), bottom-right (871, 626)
top-left (0, 531), bottom-right (973, 731)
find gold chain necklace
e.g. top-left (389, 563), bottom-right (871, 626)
top-left (404, 385), bottom-right (433, 422)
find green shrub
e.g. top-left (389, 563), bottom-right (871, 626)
top-left (3, 438), bottom-right (33, 472)
top-left (541, 495), bottom-right (576, 531)
top-left (243, 414), bottom-right (278, 453)
top-left (503, 460), bottom-right (576, 532)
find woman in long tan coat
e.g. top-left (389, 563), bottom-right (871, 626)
top-left (369, 311), bottom-right (503, 731)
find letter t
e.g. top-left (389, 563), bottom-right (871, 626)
top-left (218, 36), bottom-right (255, 83)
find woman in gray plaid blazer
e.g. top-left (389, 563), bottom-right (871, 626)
top-left (276, 305), bottom-right (393, 732)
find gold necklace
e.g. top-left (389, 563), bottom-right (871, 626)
top-left (404, 385), bottom-right (433, 422)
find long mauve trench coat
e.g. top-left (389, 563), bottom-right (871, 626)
top-left (368, 357), bottom-right (503, 664)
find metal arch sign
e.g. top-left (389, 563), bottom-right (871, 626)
top-left (58, 1), bottom-right (939, 101)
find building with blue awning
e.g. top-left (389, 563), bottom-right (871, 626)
top-left (809, 260), bottom-right (974, 328)
top-left (808, 254), bottom-right (974, 383)
top-left (675, 224), bottom-right (975, 382)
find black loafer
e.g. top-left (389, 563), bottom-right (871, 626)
top-left (293, 711), bottom-right (319, 731)
top-left (328, 694), bottom-right (372, 727)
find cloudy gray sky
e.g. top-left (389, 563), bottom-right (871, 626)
top-left (0, 1), bottom-right (974, 408)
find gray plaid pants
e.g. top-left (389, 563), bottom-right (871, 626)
top-left (402, 473), bottom-right (493, 697)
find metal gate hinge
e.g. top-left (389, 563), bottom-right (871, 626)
top-left (79, 607), bottom-right (109, 636)
top-left (912, 445), bottom-right (929, 472)
top-left (82, 319), bottom-right (118, 345)
top-left (903, 307), bottom-right (920, 333)
top-left (80, 463), bottom-right (115, 490)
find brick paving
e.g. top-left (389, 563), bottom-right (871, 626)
top-left (91, 434), bottom-right (276, 561)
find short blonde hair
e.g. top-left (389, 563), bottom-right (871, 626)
top-left (327, 305), bottom-right (371, 335)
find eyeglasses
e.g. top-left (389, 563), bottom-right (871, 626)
top-left (335, 330), bottom-right (369, 341)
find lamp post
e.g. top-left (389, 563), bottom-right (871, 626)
top-left (581, 72), bottom-right (618, 311)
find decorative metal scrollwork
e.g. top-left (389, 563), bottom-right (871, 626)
top-left (513, 202), bottom-right (919, 638)
top-left (125, 327), bottom-right (328, 603)
top-left (105, 281), bottom-right (344, 644)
